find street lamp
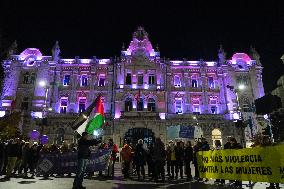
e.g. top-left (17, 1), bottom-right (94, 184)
top-left (227, 84), bottom-right (246, 147)
top-left (38, 80), bottom-right (50, 143)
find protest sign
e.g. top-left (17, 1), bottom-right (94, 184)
top-left (37, 149), bottom-right (111, 174)
top-left (197, 144), bottom-right (284, 183)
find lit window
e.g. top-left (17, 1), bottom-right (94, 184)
top-left (63, 75), bottom-right (71, 86)
top-left (193, 106), bottom-right (200, 113)
top-left (192, 97), bottom-right (200, 113)
top-left (211, 106), bottom-right (217, 114)
top-left (147, 98), bottom-right (156, 112)
top-left (138, 74), bottom-right (143, 85)
top-left (126, 73), bottom-right (132, 85)
top-left (148, 75), bottom-right (155, 85)
top-left (208, 77), bottom-right (214, 88)
top-left (192, 76), bottom-right (198, 88)
top-left (81, 75), bottom-right (88, 86)
top-left (60, 98), bottom-right (68, 114)
top-left (98, 74), bottom-right (105, 87)
top-left (175, 99), bottom-right (182, 114)
top-left (137, 98), bottom-right (144, 111)
top-left (125, 98), bottom-right (133, 112)
top-left (78, 98), bottom-right (86, 113)
top-left (174, 75), bottom-right (181, 87)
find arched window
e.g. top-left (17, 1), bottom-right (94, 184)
top-left (212, 129), bottom-right (222, 148)
top-left (125, 98), bottom-right (133, 112)
top-left (147, 98), bottom-right (156, 112)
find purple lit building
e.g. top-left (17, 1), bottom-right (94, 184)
top-left (0, 27), bottom-right (265, 146)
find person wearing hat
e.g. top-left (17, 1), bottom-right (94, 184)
top-left (73, 132), bottom-right (101, 189)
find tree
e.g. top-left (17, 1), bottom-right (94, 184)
top-left (270, 110), bottom-right (284, 142)
top-left (255, 94), bottom-right (282, 115)
top-left (0, 112), bottom-right (22, 140)
top-left (262, 125), bottom-right (271, 137)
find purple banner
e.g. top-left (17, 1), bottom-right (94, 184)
top-left (36, 149), bottom-right (111, 174)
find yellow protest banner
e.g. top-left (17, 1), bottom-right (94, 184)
top-left (197, 144), bottom-right (284, 183)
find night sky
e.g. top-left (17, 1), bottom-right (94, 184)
top-left (0, 0), bottom-right (284, 93)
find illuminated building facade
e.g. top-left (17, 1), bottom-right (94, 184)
top-left (0, 27), bottom-right (265, 146)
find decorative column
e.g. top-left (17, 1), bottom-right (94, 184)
top-left (200, 61), bottom-right (208, 113)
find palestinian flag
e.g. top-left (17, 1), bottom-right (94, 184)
top-left (71, 95), bottom-right (105, 135)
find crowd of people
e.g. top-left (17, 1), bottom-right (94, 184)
top-left (0, 134), bottom-right (280, 189)
top-left (0, 138), bottom-right (79, 180)
top-left (120, 137), bottom-right (242, 184)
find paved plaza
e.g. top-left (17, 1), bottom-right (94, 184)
top-left (0, 163), bottom-right (282, 189)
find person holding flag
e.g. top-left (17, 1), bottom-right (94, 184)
top-left (71, 95), bottom-right (105, 189)
top-left (72, 132), bottom-right (101, 189)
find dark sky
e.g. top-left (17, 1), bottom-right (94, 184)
top-left (0, 0), bottom-right (284, 92)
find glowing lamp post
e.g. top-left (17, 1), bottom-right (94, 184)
top-left (227, 84), bottom-right (246, 147)
top-left (38, 80), bottom-right (50, 144)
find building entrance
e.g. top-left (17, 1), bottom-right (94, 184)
top-left (124, 128), bottom-right (155, 146)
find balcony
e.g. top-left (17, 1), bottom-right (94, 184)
top-left (120, 111), bottom-right (160, 119)
top-left (189, 86), bottom-right (202, 92)
top-left (207, 86), bottom-right (220, 93)
top-left (171, 86), bottom-right (186, 91)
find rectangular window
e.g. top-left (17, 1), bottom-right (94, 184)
top-left (211, 106), bottom-right (217, 114)
top-left (148, 75), bottom-right (155, 85)
top-left (126, 73), bottom-right (132, 85)
top-left (78, 98), bottom-right (86, 113)
top-left (208, 77), bottom-right (214, 88)
top-left (30, 73), bottom-right (36, 84)
top-left (175, 99), bottom-right (182, 114)
top-left (174, 75), bottom-right (181, 87)
top-left (137, 74), bottom-right (143, 85)
top-left (81, 75), bottom-right (88, 86)
top-left (192, 79), bottom-right (198, 88)
top-left (63, 75), bottom-right (71, 86)
top-left (60, 98), bottom-right (68, 114)
top-left (98, 74), bottom-right (105, 87)
top-left (21, 97), bottom-right (29, 110)
top-left (243, 104), bottom-right (250, 112)
top-left (193, 106), bottom-right (200, 113)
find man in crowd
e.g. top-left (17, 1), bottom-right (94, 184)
top-left (184, 141), bottom-right (193, 181)
top-left (4, 138), bottom-right (21, 180)
top-left (174, 141), bottom-right (184, 179)
top-left (120, 141), bottom-right (133, 179)
top-left (151, 138), bottom-right (166, 182)
top-left (134, 139), bottom-right (146, 180)
top-left (73, 132), bottom-right (101, 189)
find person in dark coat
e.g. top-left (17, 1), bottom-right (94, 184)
top-left (134, 139), bottom-right (146, 180)
top-left (150, 138), bottom-right (166, 182)
top-left (174, 141), bottom-right (184, 179)
top-left (72, 132), bottom-right (101, 189)
top-left (146, 143), bottom-right (154, 177)
top-left (5, 138), bottom-right (21, 180)
top-left (0, 140), bottom-right (5, 175)
top-left (184, 141), bottom-right (193, 181)
top-left (193, 140), bottom-right (202, 181)
top-left (229, 137), bottom-right (242, 188)
top-left (224, 136), bottom-right (232, 149)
